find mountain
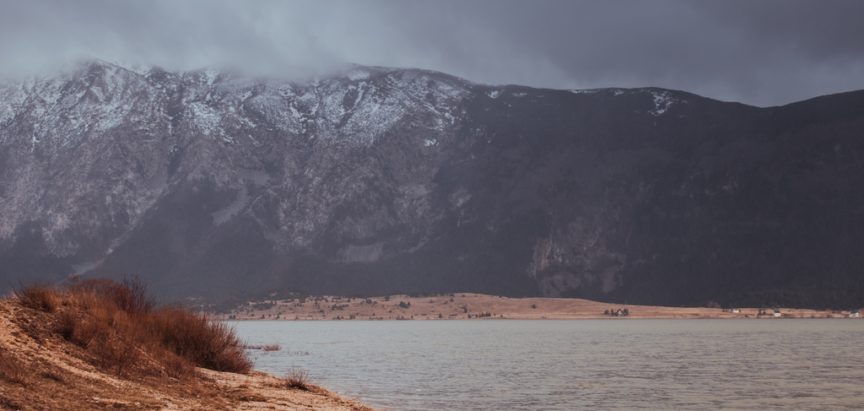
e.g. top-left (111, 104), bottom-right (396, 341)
top-left (1, 60), bottom-right (863, 308)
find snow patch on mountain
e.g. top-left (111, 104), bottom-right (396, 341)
top-left (649, 90), bottom-right (678, 116)
top-left (570, 89), bottom-right (602, 95)
top-left (0, 84), bottom-right (26, 128)
top-left (187, 101), bottom-right (224, 137)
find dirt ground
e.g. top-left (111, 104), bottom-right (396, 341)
top-left (0, 299), bottom-right (371, 411)
top-left (214, 293), bottom-right (855, 321)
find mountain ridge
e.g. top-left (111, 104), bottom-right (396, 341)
top-left (2, 60), bottom-right (863, 308)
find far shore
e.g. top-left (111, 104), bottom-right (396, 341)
top-left (209, 293), bottom-right (860, 321)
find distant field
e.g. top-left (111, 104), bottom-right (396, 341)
top-left (211, 293), bottom-right (857, 321)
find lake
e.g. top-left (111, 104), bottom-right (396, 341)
top-left (233, 319), bottom-right (864, 410)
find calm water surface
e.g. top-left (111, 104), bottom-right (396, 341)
top-left (232, 320), bottom-right (864, 410)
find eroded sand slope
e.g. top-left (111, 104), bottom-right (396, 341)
top-left (0, 299), bottom-right (371, 411)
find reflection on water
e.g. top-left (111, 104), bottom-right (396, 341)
top-left (233, 320), bottom-right (864, 410)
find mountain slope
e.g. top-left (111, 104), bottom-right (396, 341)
top-left (1, 60), bottom-right (863, 307)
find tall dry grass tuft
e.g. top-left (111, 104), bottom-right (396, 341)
top-left (15, 279), bottom-right (252, 377)
top-left (14, 284), bottom-right (59, 313)
top-left (66, 277), bottom-right (154, 315)
top-left (284, 368), bottom-right (310, 391)
top-left (57, 300), bottom-right (143, 374)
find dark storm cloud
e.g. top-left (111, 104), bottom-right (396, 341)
top-left (1, 0), bottom-right (862, 106)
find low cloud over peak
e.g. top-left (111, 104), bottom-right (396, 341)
top-left (1, 0), bottom-right (862, 106)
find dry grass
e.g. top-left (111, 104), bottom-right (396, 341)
top-left (285, 368), bottom-right (311, 391)
top-left (0, 285), bottom-right (371, 410)
top-left (15, 279), bottom-right (252, 377)
top-left (0, 346), bottom-right (27, 385)
top-left (14, 284), bottom-right (59, 313)
top-left (149, 306), bottom-right (251, 373)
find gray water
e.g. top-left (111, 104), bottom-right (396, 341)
top-left (232, 320), bottom-right (864, 410)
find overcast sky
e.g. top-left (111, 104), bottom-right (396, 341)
top-left (1, 0), bottom-right (862, 106)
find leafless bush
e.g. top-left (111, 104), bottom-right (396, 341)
top-left (24, 279), bottom-right (252, 377)
top-left (14, 284), bottom-right (59, 313)
top-left (284, 368), bottom-right (310, 391)
top-left (149, 306), bottom-right (251, 374)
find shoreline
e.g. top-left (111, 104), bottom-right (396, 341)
top-left (210, 293), bottom-right (859, 321)
top-left (225, 316), bottom-right (860, 321)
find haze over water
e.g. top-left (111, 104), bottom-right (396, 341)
top-left (234, 319), bottom-right (864, 410)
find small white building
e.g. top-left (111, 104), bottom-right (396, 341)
top-left (850, 310), bottom-right (861, 318)
top-left (773, 309), bottom-right (782, 318)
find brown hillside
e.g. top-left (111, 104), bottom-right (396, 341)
top-left (0, 281), bottom-right (370, 411)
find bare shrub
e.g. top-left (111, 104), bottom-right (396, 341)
top-left (89, 311), bottom-right (141, 374)
top-left (284, 368), bottom-right (310, 391)
top-left (53, 310), bottom-right (78, 341)
top-left (56, 299), bottom-right (142, 375)
top-left (116, 276), bottom-right (155, 315)
top-left (149, 306), bottom-right (251, 374)
top-left (14, 284), bottom-right (59, 313)
top-left (29, 279), bottom-right (251, 377)
top-left (162, 351), bottom-right (194, 379)
top-left (67, 277), bottom-right (153, 315)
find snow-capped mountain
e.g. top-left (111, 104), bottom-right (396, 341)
top-left (2, 60), bottom-right (863, 307)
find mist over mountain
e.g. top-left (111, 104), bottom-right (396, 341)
top-left (1, 60), bottom-right (863, 307)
